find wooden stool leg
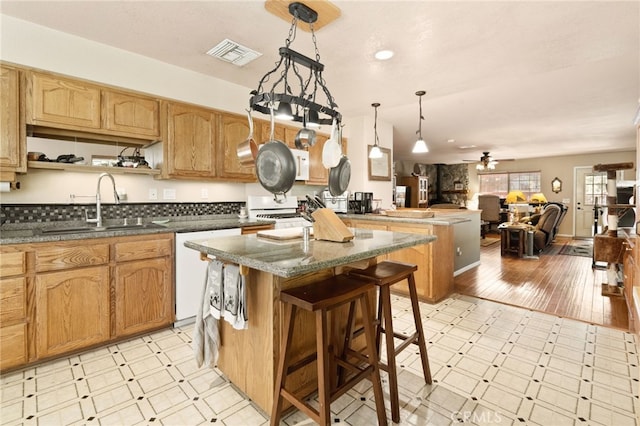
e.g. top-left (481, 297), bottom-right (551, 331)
top-left (380, 285), bottom-right (400, 423)
top-left (271, 304), bottom-right (297, 426)
top-left (407, 274), bottom-right (432, 384)
top-left (359, 294), bottom-right (388, 426)
top-left (375, 288), bottom-right (384, 352)
top-left (338, 300), bottom-right (358, 386)
top-left (316, 308), bottom-right (331, 425)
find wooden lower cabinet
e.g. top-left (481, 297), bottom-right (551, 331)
top-left (0, 233), bottom-right (175, 371)
top-left (35, 266), bottom-right (110, 358)
top-left (114, 257), bottom-right (173, 337)
top-left (345, 219), bottom-right (453, 303)
top-left (0, 249), bottom-right (28, 370)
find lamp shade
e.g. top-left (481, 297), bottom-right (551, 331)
top-left (529, 193), bottom-right (547, 204)
top-left (505, 190), bottom-right (526, 204)
top-left (412, 139), bottom-right (429, 153)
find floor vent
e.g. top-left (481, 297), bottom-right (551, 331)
top-left (206, 39), bottom-right (261, 66)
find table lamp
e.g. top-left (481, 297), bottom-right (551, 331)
top-left (505, 191), bottom-right (526, 204)
top-left (529, 193), bottom-right (547, 204)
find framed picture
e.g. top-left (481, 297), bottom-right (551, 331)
top-left (368, 145), bottom-right (391, 181)
top-left (454, 181), bottom-right (464, 191)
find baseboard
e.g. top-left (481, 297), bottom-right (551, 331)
top-left (454, 261), bottom-right (480, 277)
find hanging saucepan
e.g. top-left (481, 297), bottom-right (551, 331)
top-left (328, 155), bottom-right (351, 196)
top-left (254, 107), bottom-right (297, 203)
top-left (294, 113), bottom-right (317, 149)
top-left (237, 109), bottom-right (259, 166)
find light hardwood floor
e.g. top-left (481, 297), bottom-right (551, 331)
top-left (454, 235), bottom-right (630, 330)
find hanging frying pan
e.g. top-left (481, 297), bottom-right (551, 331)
top-left (255, 107), bottom-right (296, 202)
top-left (237, 109), bottom-right (259, 166)
top-left (328, 155), bottom-right (351, 196)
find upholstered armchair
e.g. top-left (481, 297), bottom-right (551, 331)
top-left (532, 204), bottom-right (562, 251)
top-left (478, 194), bottom-right (501, 235)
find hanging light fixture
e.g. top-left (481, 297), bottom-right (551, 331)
top-left (249, 2), bottom-right (340, 126)
top-left (369, 102), bottom-right (383, 159)
top-left (412, 90), bottom-right (429, 153)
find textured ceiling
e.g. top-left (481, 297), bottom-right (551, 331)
top-left (2, 0), bottom-right (638, 164)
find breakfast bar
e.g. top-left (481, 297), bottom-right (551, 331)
top-left (184, 228), bottom-right (435, 413)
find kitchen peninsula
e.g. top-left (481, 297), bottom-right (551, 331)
top-left (184, 228), bottom-right (435, 413)
top-left (341, 208), bottom-right (481, 302)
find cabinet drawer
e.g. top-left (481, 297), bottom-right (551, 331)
top-left (0, 323), bottom-right (27, 370)
top-left (0, 277), bottom-right (26, 325)
top-left (36, 244), bottom-right (109, 272)
top-left (114, 238), bottom-right (172, 262)
top-left (0, 251), bottom-right (26, 277)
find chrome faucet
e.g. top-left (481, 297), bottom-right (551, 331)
top-left (85, 172), bottom-right (120, 227)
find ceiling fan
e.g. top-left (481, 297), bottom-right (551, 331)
top-left (464, 151), bottom-right (513, 171)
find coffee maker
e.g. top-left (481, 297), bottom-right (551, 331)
top-left (354, 192), bottom-right (374, 214)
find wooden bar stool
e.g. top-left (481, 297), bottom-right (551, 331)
top-left (345, 261), bottom-right (432, 423)
top-left (271, 274), bottom-right (388, 426)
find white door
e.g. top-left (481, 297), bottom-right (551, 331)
top-left (574, 167), bottom-right (607, 238)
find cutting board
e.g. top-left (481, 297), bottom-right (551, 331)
top-left (257, 227), bottom-right (312, 240)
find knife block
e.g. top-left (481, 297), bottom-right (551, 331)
top-left (311, 208), bottom-right (354, 242)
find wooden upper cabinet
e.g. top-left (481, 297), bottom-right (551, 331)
top-left (307, 133), bottom-right (328, 185)
top-left (258, 117), bottom-right (286, 143)
top-left (166, 102), bottom-right (217, 179)
top-left (0, 65), bottom-right (26, 175)
top-left (26, 71), bottom-right (101, 130)
top-left (306, 135), bottom-right (347, 186)
top-left (216, 112), bottom-right (258, 181)
top-left (102, 90), bottom-right (161, 138)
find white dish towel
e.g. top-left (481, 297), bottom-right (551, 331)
top-left (223, 263), bottom-right (248, 330)
top-left (192, 259), bottom-right (223, 368)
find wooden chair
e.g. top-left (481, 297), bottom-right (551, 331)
top-left (271, 274), bottom-right (388, 426)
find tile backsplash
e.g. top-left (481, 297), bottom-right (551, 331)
top-left (0, 202), bottom-right (245, 225)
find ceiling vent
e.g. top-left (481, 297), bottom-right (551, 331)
top-left (206, 39), bottom-right (262, 66)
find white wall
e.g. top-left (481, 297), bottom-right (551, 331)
top-left (1, 15), bottom-right (383, 205)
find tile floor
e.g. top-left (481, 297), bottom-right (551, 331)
top-left (1, 294), bottom-right (639, 425)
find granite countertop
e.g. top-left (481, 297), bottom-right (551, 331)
top-left (185, 228), bottom-right (436, 278)
top-left (0, 215), bottom-right (274, 244)
top-left (340, 210), bottom-right (476, 225)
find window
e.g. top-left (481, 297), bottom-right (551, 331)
top-left (584, 172), bottom-right (607, 205)
top-left (479, 171), bottom-right (541, 199)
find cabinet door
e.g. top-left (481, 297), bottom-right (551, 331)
top-left (35, 266), bottom-right (110, 358)
top-left (307, 133), bottom-right (328, 185)
top-left (0, 65), bottom-right (25, 173)
top-left (27, 72), bottom-right (101, 130)
top-left (103, 90), bottom-right (161, 137)
top-left (114, 257), bottom-right (173, 337)
top-left (0, 277), bottom-right (27, 370)
top-left (258, 117), bottom-right (286, 143)
top-left (166, 102), bottom-right (217, 178)
top-left (216, 112), bottom-right (258, 181)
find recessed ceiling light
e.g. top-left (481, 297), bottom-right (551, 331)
top-left (374, 50), bottom-right (394, 60)
top-left (447, 139), bottom-right (455, 143)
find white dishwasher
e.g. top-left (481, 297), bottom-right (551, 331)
top-left (174, 228), bottom-right (241, 326)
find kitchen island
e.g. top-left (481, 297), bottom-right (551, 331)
top-left (184, 228), bottom-right (435, 413)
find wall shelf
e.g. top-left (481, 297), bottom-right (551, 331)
top-left (27, 161), bottom-right (160, 176)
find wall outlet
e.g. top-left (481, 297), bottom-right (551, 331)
top-left (148, 188), bottom-right (158, 200)
top-left (163, 188), bottom-right (176, 200)
top-left (201, 188), bottom-right (209, 199)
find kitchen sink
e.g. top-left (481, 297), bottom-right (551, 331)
top-left (38, 223), bottom-right (166, 235)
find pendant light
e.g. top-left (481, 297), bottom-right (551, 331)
top-left (412, 90), bottom-right (429, 154)
top-left (369, 102), bottom-right (383, 159)
top-left (249, 2), bottom-right (341, 126)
